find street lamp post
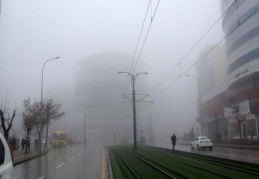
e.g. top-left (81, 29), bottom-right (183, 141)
top-left (84, 107), bottom-right (87, 145)
top-left (186, 74), bottom-right (203, 135)
top-left (41, 56), bottom-right (60, 150)
top-left (118, 72), bottom-right (148, 150)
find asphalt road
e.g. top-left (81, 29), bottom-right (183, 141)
top-left (14, 141), bottom-right (259, 178)
top-left (14, 142), bottom-right (106, 179)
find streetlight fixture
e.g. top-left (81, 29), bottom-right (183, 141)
top-left (185, 74), bottom-right (203, 135)
top-left (118, 71), bottom-right (148, 150)
top-left (41, 56), bottom-right (60, 150)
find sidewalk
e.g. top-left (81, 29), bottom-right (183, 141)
top-left (178, 140), bottom-right (259, 150)
top-left (214, 142), bottom-right (259, 150)
top-left (13, 147), bottom-right (49, 166)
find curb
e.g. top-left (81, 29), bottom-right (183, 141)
top-left (13, 149), bottom-right (49, 166)
top-left (214, 145), bottom-right (259, 150)
top-left (106, 148), bottom-right (113, 179)
top-left (179, 143), bottom-right (259, 150)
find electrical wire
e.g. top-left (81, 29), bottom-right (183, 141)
top-left (128, 0), bottom-right (152, 74)
top-left (117, 0), bottom-right (154, 117)
top-left (132, 0), bottom-right (161, 74)
top-left (121, 0), bottom-right (161, 95)
top-left (149, 3), bottom-right (231, 93)
top-left (153, 4), bottom-right (259, 101)
top-left (121, 0), bottom-right (152, 94)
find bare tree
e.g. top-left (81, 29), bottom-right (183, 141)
top-left (0, 101), bottom-right (16, 140)
top-left (22, 98), bottom-right (64, 153)
top-left (22, 98), bottom-right (37, 153)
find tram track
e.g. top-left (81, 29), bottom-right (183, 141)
top-left (142, 146), bottom-right (259, 176)
top-left (110, 147), bottom-right (179, 179)
top-left (122, 147), bottom-right (235, 179)
top-left (176, 150), bottom-right (259, 176)
top-left (109, 146), bottom-right (259, 179)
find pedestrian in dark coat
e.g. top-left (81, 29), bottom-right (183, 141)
top-left (171, 133), bottom-right (177, 152)
top-left (21, 138), bottom-right (25, 150)
top-left (26, 137), bottom-right (31, 152)
top-left (34, 138), bottom-right (38, 150)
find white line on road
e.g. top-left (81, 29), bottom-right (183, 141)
top-left (38, 176), bottom-right (45, 179)
top-left (56, 163), bottom-right (65, 169)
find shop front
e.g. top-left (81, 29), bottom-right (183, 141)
top-left (249, 97), bottom-right (259, 138)
top-left (225, 99), bottom-right (259, 139)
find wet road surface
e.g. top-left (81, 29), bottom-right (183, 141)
top-left (14, 142), bottom-right (259, 178)
top-left (14, 142), bottom-right (106, 179)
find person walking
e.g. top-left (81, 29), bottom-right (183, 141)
top-left (171, 133), bottom-right (177, 152)
top-left (21, 138), bottom-right (25, 150)
top-left (26, 136), bottom-right (31, 152)
top-left (34, 138), bottom-right (38, 150)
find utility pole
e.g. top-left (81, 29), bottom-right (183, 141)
top-left (118, 72), bottom-right (148, 150)
top-left (84, 108), bottom-right (86, 145)
top-left (88, 115), bottom-right (90, 143)
top-left (63, 117), bottom-right (66, 131)
top-left (132, 76), bottom-right (137, 149)
top-left (150, 116), bottom-right (152, 145)
top-left (186, 74), bottom-right (203, 135)
top-left (41, 56), bottom-right (60, 151)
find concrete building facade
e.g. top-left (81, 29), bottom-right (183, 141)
top-left (199, 0), bottom-right (259, 140)
top-left (197, 44), bottom-right (228, 140)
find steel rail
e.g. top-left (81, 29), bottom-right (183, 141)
top-left (111, 149), bottom-right (140, 179)
top-left (143, 146), bottom-right (259, 174)
top-left (120, 148), bottom-right (179, 179)
top-left (136, 148), bottom-right (235, 179)
top-left (141, 147), bottom-right (259, 178)
top-left (174, 151), bottom-right (259, 176)
top-left (128, 151), bottom-right (177, 179)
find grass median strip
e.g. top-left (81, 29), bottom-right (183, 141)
top-left (109, 145), bottom-right (259, 179)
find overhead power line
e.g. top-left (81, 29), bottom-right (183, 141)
top-left (122, 0), bottom-right (161, 94)
top-left (116, 0), bottom-right (152, 116)
top-left (132, 0), bottom-right (161, 74)
top-left (128, 0), bottom-right (152, 74)
top-left (150, 3), bottom-right (232, 94)
top-left (153, 4), bottom-right (259, 100)
top-left (122, 0), bottom-right (152, 94)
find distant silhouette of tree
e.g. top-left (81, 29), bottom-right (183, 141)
top-left (22, 97), bottom-right (64, 153)
top-left (0, 101), bottom-right (16, 140)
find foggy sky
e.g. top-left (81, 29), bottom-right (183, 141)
top-left (0, 0), bottom-right (224, 138)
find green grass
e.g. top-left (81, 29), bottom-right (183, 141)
top-left (109, 145), bottom-right (259, 179)
top-left (109, 149), bottom-right (126, 179)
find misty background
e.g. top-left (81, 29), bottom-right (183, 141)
top-left (0, 0), bottom-right (224, 145)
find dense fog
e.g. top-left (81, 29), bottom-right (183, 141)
top-left (0, 0), bottom-right (224, 145)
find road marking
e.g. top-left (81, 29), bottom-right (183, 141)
top-left (38, 176), bottom-right (45, 179)
top-left (101, 147), bottom-right (106, 179)
top-left (56, 163), bottom-right (65, 169)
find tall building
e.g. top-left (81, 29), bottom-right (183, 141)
top-left (197, 44), bottom-right (227, 139)
top-left (74, 53), bottom-right (149, 143)
top-left (199, 0), bottom-right (259, 140)
top-left (221, 0), bottom-right (259, 139)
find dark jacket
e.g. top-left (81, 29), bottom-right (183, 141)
top-left (171, 135), bottom-right (176, 144)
